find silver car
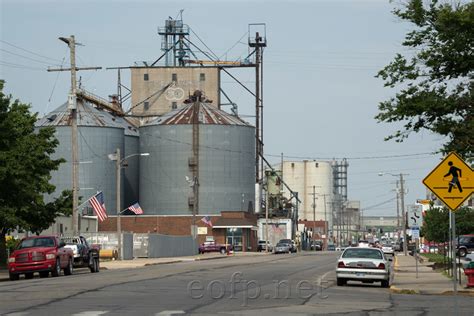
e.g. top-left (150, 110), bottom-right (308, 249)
top-left (336, 247), bottom-right (390, 288)
top-left (274, 242), bottom-right (291, 254)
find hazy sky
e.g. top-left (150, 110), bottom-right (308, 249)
top-left (1, 0), bottom-right (446, 216)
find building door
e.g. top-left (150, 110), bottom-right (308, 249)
top-left (226, 228), bottom-right (243, 251)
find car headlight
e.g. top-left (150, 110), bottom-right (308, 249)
top-left (46, 253), bottom-right (56, 260)
top-left (8, 257), bottom-right (15, 263)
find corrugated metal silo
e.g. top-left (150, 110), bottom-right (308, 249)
top-left (139, 92), bottom-right (255, 215)
top-left (36, 101), bottom-right (135, 216)
top-left (123, 120), bottom-right (140, 208)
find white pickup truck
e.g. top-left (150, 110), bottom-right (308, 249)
top-left (61, 236), bottom-right (100, 272)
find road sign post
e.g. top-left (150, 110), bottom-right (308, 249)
top-left (423, 152), bottom-right (473, 300)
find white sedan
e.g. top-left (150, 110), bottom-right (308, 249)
top-left (336, 247), bottom-right (391, 288)
top-left (381, 244), bottom-right (395, 256)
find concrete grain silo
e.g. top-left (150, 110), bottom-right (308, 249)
top-left (139, 91), bottom-right (255, 215)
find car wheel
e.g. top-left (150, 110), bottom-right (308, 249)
top-left (64, 258), bottom-right (73, 275)
top-left (92, 257), bottom-right (100, 273)
top-left (220, 248), bottom-right (226, 255)
top-left (381, 280), bottom-right (390, 288)
top-left (95, 258), bottom-right (100, 272)
top-left (25, 272), bottom-right (34, 279)
top-left (39, 271), bottom-right (49, 278)
top-left (459, 248), bottom-right (467, 257)
top-left (336, 278), bottom-right (346, 286)
top-left (51, 258), bottom-right (61, 277)
top-left (9, 273), bottom-right (19, 281)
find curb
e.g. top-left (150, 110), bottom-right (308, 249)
top-left (389, 285), bottom-right (419, 295)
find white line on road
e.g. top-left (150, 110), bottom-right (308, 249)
top-left (155, 311), bottom-right (185, 316)
top-left (71, 311), bottom-right (109, 316)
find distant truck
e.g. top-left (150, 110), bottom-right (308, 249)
top-left (61, 236), bottom-right (100, 272)
top-left (8, 235), bottom-right (74, 281)
top-left (198, 241), bottom-right (232, 254)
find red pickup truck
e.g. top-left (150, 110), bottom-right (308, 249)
top-left (198, 241), bottom-right (232, 255)
top-left (8, 235), bottom-right (74, 281)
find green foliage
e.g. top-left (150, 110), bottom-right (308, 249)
top-left (421, 253), bottom-right (445, 264)
top-left (0, 81), bottom-right (72, 266)
top-left (6, 237), bottom-right (19, 254)
top-left (422, 205), bottom-right (474, 242)
top-left (376, 0), bottom-right (474, 158)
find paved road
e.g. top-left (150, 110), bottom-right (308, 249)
top-left (1, 252), bottom-right (472, 315)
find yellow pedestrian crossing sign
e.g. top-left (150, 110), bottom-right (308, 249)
top-left (423, 152), bottom-right (473, 211)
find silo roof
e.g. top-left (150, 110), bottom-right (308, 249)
top-left (147, 102), bottom-right (252, 126)
top-left (36, 101), bottom-right (139, 136)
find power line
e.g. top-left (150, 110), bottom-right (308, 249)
top-left (0, 39), bottom-right (64, 63)
top-left (363, 197), bottom-right (397, 211)
top-left (0, 60), bottom-right (45, 71)
top-left (0, 48), bottom-right (62, 67)
top-left (266, 152), bottom-right (436, 161)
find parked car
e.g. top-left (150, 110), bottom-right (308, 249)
top-left (457, 234), bottom-right (474, 257)
top-left (274, 242), bottom-right (291, 254)
top-left (310, 240), bottom-right (323, 251)
top-left (327, 244), bottom-right (336, 251)
top-left (257, 240), bottom-right (273, 252)
top-left (278, 239), bottom-right (297, 253)
top-left (61, 236), bottom-right (100, 272)
top-left (8, 236), bottom-right (74, 281)
top-left (336, 247), bottom-right (391, 288)
top-left (198, 241), bottom-right (232, 254)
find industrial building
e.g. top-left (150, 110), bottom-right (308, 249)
top-left (34, 17), bottom-right (267, 253)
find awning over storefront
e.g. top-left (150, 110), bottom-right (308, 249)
top-left (212, 218), bottom-right (257, 229)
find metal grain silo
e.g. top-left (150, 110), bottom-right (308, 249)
top-left (122, 119), bottom-right (140, 208)
top-left (139, 91), bottom-right (255, 215)
top-left (36, 101), bottom-right (133, 216)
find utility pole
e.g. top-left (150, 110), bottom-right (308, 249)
top-left (48, 35), bottom-right (101, 235)
top-left (400, 173), bottom-right (408, 256)
top-left (115, 148), bottom-right (122, 260)
top-left (308, 186), bottom-right (318, 250)
top-left (250, 29), bottom-right (266, 214)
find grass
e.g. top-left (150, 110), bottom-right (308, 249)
top-left (421, 253), bottom-right (445, 264)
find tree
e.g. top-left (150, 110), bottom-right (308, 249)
top-left (422, 205), bottom-right (474, 242)
top-left (0, 81), bottom-right (72, 268)
top-left (376, 0), bottom-right (473, 158)
top-left (422, 206), bottom-right (449, 242)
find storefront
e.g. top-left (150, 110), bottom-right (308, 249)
top-left (213, 217), bottom-right (258, 252)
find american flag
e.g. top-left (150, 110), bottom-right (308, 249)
top-left (201, 216), bottom-right (213, 227)
top-left (89, 191), bottom-right (107, 222)
top-left (127, 202), bottom-right (144, 215)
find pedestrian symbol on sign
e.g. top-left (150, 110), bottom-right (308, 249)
top-left (444, 161), bottom-right (463, 193)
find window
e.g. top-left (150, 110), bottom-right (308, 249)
top-left (144, 73), bottom-right (149, 81)
top-left (172, 73), bottom-right (177, 82)
top-left (172, 102), bottom-right (177, 109)
top-left (144, 101), bottom-right (150, 111)
top-left (200, 73), bottom-right (205, 81)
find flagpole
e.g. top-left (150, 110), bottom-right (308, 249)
top-left (78, 191), bottom-right (102, 213)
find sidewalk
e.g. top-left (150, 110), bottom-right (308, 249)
top-left (390, 253), bottom-right (474, 296)
top-left (0, 251), bottom-right (268, 281)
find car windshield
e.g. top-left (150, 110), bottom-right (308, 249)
top-left (18, 237), bottom-right (56, 249)
top-left (342, 248), bottom-right (383, 259)
top-left (458, 236), bottom-right (471, 243)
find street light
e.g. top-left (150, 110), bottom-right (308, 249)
top-left (379, 172), bottom-right (408, 256)
top-left (109, 148), bottom-right (149, 260)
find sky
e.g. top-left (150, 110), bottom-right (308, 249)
top-left (1, 0), bottom-right (446, 217)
